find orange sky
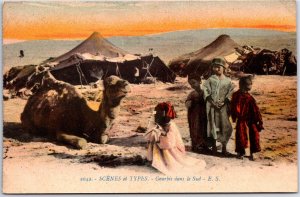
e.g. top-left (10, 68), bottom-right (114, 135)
top-left (3, 1), bottom-right (296, 40)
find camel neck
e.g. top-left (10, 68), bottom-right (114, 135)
top-left (98, 94), bottom-right (120, 120)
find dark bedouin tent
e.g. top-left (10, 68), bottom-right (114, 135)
top-left (48, 32), bottom-right (176, 84)
top-left (169, 34), bottom-right (240, 78)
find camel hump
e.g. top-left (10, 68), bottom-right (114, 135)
top-left (40, 71), bottom-right (82, 97)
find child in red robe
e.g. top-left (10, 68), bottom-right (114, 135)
top-left (231, 75), bottom-right (264, 160)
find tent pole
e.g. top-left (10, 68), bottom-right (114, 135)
top-left (115, 63), bottom-right (122, 78)
top-left (77, 62), bottom-right (89, 85)
top-left (76, 63), bottom-right (84, 88)
top-left (282, 64), bottom-right (287, 76)
top-left (143, 57), bottom-right (155, 81)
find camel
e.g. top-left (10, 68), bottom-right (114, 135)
top-left (21, 72), bottom-right (130, 149)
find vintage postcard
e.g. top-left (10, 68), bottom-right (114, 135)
top-left (2, 0), bottom-right (297, 193)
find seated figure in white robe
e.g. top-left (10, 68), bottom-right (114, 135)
top-left (145, 102), bottom-right (206, 175)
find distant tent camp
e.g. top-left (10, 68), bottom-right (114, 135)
top-left (169, 34), bottom-right (297, 77)
top-left (233, 48), bottom-right (297, 76)
top-left (168, 34), bottom-right (240, 78)
top-left (47, 32), bottom-right (176, 84)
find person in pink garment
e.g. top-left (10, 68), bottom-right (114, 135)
top-left (145, 102), bottom-right (206, 175)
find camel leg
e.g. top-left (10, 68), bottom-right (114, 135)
top-left (100, 134), bottom-right (109, 144)
top-left (56, 131), bottom-right (87, 149)
top-left (89, 125), bottom-right (109, 144)
top-left (89, 132), bottom-right (109, 144)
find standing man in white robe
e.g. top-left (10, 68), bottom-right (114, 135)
top-left (203, 57), bottom-right (235, 155)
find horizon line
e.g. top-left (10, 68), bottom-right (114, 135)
top-left (3, 27), bottom-right (296, 45)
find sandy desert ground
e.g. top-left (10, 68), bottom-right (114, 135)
top-left (2, 75), bottom-right (298, 193)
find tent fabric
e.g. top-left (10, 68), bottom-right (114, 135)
top-left (49, 32), bottom-right (175, 84)
top-left (50, 54), bottom-right (176, 85)
top-left (224, 52), bottom-right (241, 63)
top-left (51, 32), bottom-right (130, 63)
top-left (168, 34), bottom-right (240, 77)
top-left (51, 53), bottom-right (141, 71)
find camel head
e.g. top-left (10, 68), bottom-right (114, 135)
top-left (103, 75), bottom-right (130, 106)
